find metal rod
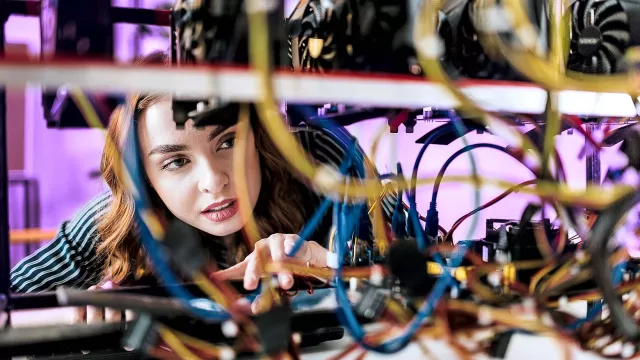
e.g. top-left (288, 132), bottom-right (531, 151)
top-left (0, 0), bottom-right (11, 324)
top-left (6, 0), bottom-right (171, 26)
top-left (585, 122), bottom-right (602, 315)
top-left (586, 123), bottom-right (602, 184)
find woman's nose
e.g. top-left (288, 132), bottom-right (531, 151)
top-left (197, 162), bottom-right (229, 194)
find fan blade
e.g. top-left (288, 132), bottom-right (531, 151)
top-left (582, 0), bottom-right (597, 28)
top-left (594, 0), bottom-right (622, 23)
top-left (580, 55), bottom-right (597, 74)
top-left (324, 33), bottom-right (334, 47)
top-left (602, 29), bottom-right (630, 47)
top-left (577, 56), bottom-right (590, 74)
top-left (597, 11), bottom-right (629, 31)
top-left (598, 49), bottom-right (613, 73)
top-left (572, 1), bottom-right (582, 33)
top-left (308, 0), bottom-right (323, 25)
top-left (601, 39), bottom-right (623, 60)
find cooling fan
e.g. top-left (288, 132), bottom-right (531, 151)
top-left (171, 0), bottom-right (285, 127)
top-left (346, 0), bottom-right (418, 74)
top-left (287, 0), bottom-right (419, 75)
top-left (288, 0), bottom-right (343, 72)
top-left (439, 0), bottom-right (548, 80)
top-left (172, 0), bottom-right (285, 66)
top-left (567, 0), bottom-right (638, 74)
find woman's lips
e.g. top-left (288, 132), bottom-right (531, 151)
top-left (201, 200), bottom-right (239, 222)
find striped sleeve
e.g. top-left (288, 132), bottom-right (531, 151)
top-left (291, 126), bottom-right (399, 225)
top-left (10, 190), bottom-right (113, 293)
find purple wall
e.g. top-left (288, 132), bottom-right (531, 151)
top-left (5, 0), bottom-right (170, 267)
top-left (5, 0), bottom-right (626, 266)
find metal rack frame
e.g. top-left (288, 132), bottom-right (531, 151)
top-left (0, 0), bottom-right (628, 320)
top-left (0, 0), bottom-right (171, 319)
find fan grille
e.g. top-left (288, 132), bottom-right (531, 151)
top-left (568, 0), bottom-right (630, 74)
top-left (290, 1), bottom-right (338, 73)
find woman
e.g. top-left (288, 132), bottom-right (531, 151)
top-left (10, 51), bottom-right (398, 302)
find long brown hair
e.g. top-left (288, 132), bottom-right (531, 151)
top-left (96, 51), bottom-right (312, 284)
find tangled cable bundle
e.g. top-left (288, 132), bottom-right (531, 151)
top-left (40, 0), bottom-right (640, 359)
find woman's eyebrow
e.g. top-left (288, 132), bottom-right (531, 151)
top-left (148, 144), bottom-right (188, 157)
top-left (208, 124), bottom-right (234, 142)
top-left (147, 124), bottom-right (234, 157)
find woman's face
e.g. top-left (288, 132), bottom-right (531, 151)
top-left (138, 100), bottom-right (262, 237)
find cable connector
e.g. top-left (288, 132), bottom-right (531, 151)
top-left (254, 304), bottom-right (293, 355)
top-left (425, 201), bottom-right (439, 242)
top-left (163, 219), bottom-right (207, 275)
top-left (391, 206), bottom-right (407, 238)
top-left (122, 312), bottom-right (158, 353)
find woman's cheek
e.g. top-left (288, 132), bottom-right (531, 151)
top-left (154, 176), bottom-right (193, 216)
top-left (248, 155), bottom-right (262, 208)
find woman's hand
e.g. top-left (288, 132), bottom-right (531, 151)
top-left (69, 281), bottom-right (135, 324)
top-left (216, 234), bottom-right (330, 291)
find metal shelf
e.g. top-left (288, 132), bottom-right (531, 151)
top-left (0, 58), bottom-right (637, 117)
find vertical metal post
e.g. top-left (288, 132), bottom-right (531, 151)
top-left (585, 122), bottom-right (602, 315)
top-left (0, 0), bottom-right (11, 324)
top-left (586, 123), bottom-right (602, 185)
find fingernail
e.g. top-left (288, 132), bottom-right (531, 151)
top-left (244, 275), bottom-right (257, 290)
top-left (235, 297), bottom-right (251, 311)
top-left (280, 275), bottom-right (294, 289)
top-left (284, 241), bottom-right (294, 253)
top-left (252, 298), bottom-right (264, 314)
top-left (101, 281), bottom-right (114, 289)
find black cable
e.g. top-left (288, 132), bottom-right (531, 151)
top-left (431, 143), bottom-right (530, 205)
top-left (424, 143), bottom-right (513, 241)
top-left (0, 3), bottom-right (10, 329)
top-left (588, 192), bottom-right (640, 340)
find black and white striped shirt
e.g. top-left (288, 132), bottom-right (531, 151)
top-left (10, 127), bottom-right (398, 293)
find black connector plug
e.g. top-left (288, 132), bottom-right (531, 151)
top-left (122, 313), bottom-right (158, 353)
top-left (387, 237), bottom-right (436, 297)
top-left (425, 201), bottom-right (439, 243)
top-left (354, 284), bottom-right (388, 320)
top-left (254, 304), bottom-right (293, 355)
top-left (163, 219), bottom-right (207, 275)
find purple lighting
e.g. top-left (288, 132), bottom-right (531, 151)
top-left (3, 0), bottom-right (628, 266)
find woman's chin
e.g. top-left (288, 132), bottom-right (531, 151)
top-left (198, 215), bottom-right (244, 237)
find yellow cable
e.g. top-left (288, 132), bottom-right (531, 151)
top-left (415, 0), bottom-right (542, 158)
top-left (192, 272), bottom-right (231, 308)
top-left (213, 10), bottom-right (636, 210)
top-left (245, 1), bottom-right (473, 200)
top-left (69, 91), bottom-right (253, 355)
top-left (158, 326), bottom-right (203, 360)
top-left (413, 0), bottom-right (580, 249)
top-left (174, 330), bottom-right (225, 358)
top-left (68, 87), bottom-right (105, 130)
top-left (480, 0), bottom-right (639, 95)
top-left (233, 104), bottom-right (262, 245)
top-left (233, 103), bottom-right (278, 310)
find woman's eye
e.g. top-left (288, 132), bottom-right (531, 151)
top-left (218, 135), bottom-right (236, 150)
top-left (162, 158), bottom-right (189, 171)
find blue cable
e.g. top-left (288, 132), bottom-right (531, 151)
top-left (328, 163), bottom-right (468, 352)
top-left (408, 125), bottom-right (452, 248)
top-left (287, 138), bottom-right (358, 257)
top-left (449, 117), bottom-right (481, 242)
top-left (566, 261), bottom-right (627, 331)
top-left (122, 109), bottom-right (229, 321)
top-left (397, 163), bottom-right (458, 288)
top-left (430, 143), bottom-right (530, 205)
top-left (331, 195), bottom-right (469, 353)
top-left (122, 104), bottom-right (366, 319)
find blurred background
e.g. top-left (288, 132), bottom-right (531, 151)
top-left (4, 0), bottom-right (623, 268)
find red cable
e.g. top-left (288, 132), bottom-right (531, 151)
top-left (446, 180), bottom-right (537, 243)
